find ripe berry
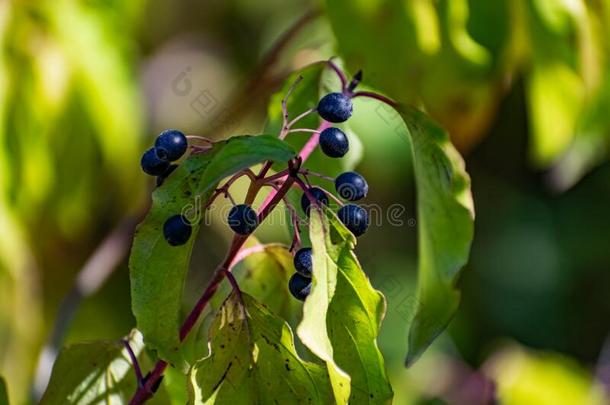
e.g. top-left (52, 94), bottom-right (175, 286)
top-left (141, 147), bottom-right (170, 176)
top-left (227, 204), bottom-right (259, 235)
top-left (163, 214), bottom-right (192, 246)
top-left (288, 273), bottom-right (312, 301)
top-left (319, 127), bottom-right (349, 158)
top-left (335, 171), bottom-right (368, 201)
top-left (156, 164), bottom-right (178, 187)
top-left (337, 204), bottom-right (369, 237)
top-left (293, 248), bottom-right (313, 277)
top-left (155, 129), bottom-right (188, 161)
top-left (300, 187), bottom-right (329, 216)
top-left (317, 92), bottom-right (353, 123)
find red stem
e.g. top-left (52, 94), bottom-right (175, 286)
top-left (351, 90), bottom-right (397, 107)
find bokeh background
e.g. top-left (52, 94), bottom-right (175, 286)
top-left (1, 0), bottom-right (610, 404)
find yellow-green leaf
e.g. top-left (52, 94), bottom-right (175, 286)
top-left (298, 207), bottom-right (392, 404)
top-left (189, 293), bottom-right (332, 404)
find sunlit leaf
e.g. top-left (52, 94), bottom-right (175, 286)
top-left (40, 330), bottom-right (143, 405)
top-left (130, 135), bottom-right (295, 368)
top-left (397, 105), bottom-right (474, 366)
top-left (189, 293), bottom-right (332, 404)
top-left (298, 207), bottom-right (393, 404)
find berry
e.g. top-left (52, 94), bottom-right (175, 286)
top-left (155, 129), bottom-right (188, 161)
top-left (335, 171), bottom-right (368, 201)
top-left (293, 248), bottom-right (313, 277)
top-left (288, 273), bottom-right (312, 301)
top-left (141, 147), bottom-right (170, 176)
top-left (227, 204), bottom-right (259, 235)
top-left (300, 187), bottom-right (329, 216)
top-left (156, 164), bottom-right (178, 187)
top-left (337, 204), bottom-right (369, 237)
top-left (163, 214), bottom-right (192, 246)
top-left (317, 92), bottom-right (353, 123)
top-left (319, 127), bottom-right (349, 158)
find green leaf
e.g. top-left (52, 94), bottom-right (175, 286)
top-left (396, 106), bottom-right (474, 366)
top-left (40, 330), bottom-right (143, 405)
top-left (189, 293), bottom-right (332, 404)
top-left (0, 376), bottom-right (8, 405)
top-left (298, 207), bottom-right (392, 404)
top-left (130, 135), bottom-right (295, 368)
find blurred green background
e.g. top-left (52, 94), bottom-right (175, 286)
top-left (1, 0), bottom-right (610, 404)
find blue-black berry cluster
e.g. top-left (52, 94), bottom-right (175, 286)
top-left (141, 130), bottom-right (195, 247)
top-left (141, 129), bottom-right (188, 183)
top-left (287, 86), bottom-right (372, 300)
top-left (305, 90), bottom-right (370, 236)
top-left (289, 248), bottom-right (313, 301)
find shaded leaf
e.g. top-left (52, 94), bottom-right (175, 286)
top-left (0, 376), bottom-right (8, 405)
top-left (40, 330), bottom-right (143, 405)
top-left (396, 106), bottom-right (474, 366)
top-left (130, 135), bottom-right (295, 367)
top-left (189, 293), bottom-right (332, 404)
top-left (298, 207), bottom-right (392, 404)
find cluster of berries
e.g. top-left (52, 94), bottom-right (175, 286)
top-left (140, 129), bottom-right (188, 185)
top-left (139, 83), bottom-right (371, 302)
top-left (286, 91), bottom-right (370, 300)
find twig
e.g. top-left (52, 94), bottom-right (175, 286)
top-left (280, 76), bottom-right (304, 139)
top-left (287, 128), bottom-right (320, 134)
top-left (327, 59), bottom-right (347, 91)
top-left (286, 108), bottom-right (316, 131)
top-left (123, 340), bottom-right (144, 385)
top-left (300, 168), bottom-right (335, 182)
top-left (351, 91), bottom-right (397, 107)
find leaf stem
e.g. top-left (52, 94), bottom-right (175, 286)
top-left (327, 59), bottom-right (347, 91)
top-left (285, 108), bottom-right (316, 132)
top-left (122, 339), bottom-right (144, 385)
top-left (351, 90), bottom-right (397, 107)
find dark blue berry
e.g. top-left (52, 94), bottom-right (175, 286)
top-left (337, 204), bottom-right (369, 237)
top-left (319, 127), bottom-right (349, 158)
top-left (155, 129), bottom-right (188, 161)
top-left (288, 273), bottom-right (311, 301)
top-left (141, 147), bottom-right (170, 176)
top-left (163, 214), bottom-right (192, 246)
top-left (300, 187), bottom-right (329, 216)
top-left (335, 172), bottom-right (368, 201)
top-left (156, 164), bottom-right (178, 187)
top-left (317, 92), bottom-right (353, 123)
top-left (227, 204), bottom-right (259, 235)
top-left (293, 248), bottom-right (313, 277)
